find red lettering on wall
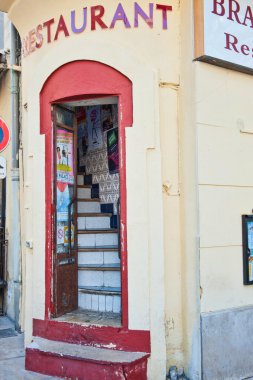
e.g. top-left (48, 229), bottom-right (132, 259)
top-left (28, 29), bottom-right (36, 53)
top-left (36, 24), bottom-right (44, 49)
top-left (228, 0), bottom-right (241, 24)
top-left (242, 6), bottom-right (253, 28)
top-left (43, 19), bottom-right (55, 43)
top-left (54, 15), bottom-right (70, 41)
top-left (224, 32), bottom-right (239, 53)
top-left (91, 6), bottom-right (108, 30)
top-left (212, 0), bottom-right (225, 16)
top-left (241, 44), bottom-right (250, 55)
top-left (156, 4), bottom-right (173, 29)
top-left (22, 36), bottom-right (30, 57)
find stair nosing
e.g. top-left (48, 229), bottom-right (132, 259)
top-left (77, 185), bottom-right (92, 189)
top-left (77, 198), bottom-right (100, 202)
top-left (78, 285), bottom-right (121, 295)
top-left (77, 213), bottom-right (112, 217)
top-left (78, 247), bottom-right (118, 252)
top-left (78, 264), bottom-right (121, 271)
top-left (78, 229), bottom-right (118, 234)
top-left (27, 337), bottom-right (149, 365)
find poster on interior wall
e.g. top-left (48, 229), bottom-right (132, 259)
top-left (78, 121), bottom-right (88, 158)
top-left (56, 182), bottom-right (70, 222)
top-left (101, 105), bottom-right (114, 132)
top-left (86, 106), bottom-right (104, 151)
top-left (56, 129), bottom-right (74, 185)
top-left (112, 104), bottom-right (118, 129)
top-left (107, 128), bottom-right (119, 175)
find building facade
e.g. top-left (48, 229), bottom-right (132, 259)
top-left (0, 1), bottom-right (253, 379)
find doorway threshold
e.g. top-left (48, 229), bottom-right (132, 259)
top-left (54, 308), bottom-right (121, 327)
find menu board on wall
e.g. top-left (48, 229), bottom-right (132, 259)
top-left (242, 215), bottom-right (253, 285)
top-left (195, 0), bottom-right (253, 74)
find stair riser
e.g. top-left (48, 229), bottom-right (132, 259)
top-left (78, 251), bottom-right (120, 265)
top-left (78, 271), bottom-right (121, 288)
top-left (78, 216), bottom-right (111, 230)
top-left (78, 233), bottom-right (118, 247)
top-left (78, 188), bottom-right (92, 199)
top-left (78, 293), bottom-right (121, 313)
top-left (78, 202), bottom-right (100, 213)
top-left (26, 350), bottom-right (148, 380)
top-left (77, 175), bottom-right (84, 185)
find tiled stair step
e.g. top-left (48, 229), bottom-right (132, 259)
top-left (79, 286), bottom-right (121, 296)
top-left (78, 213), bottom-right (112, 230)
top-left (78, 264), bottom-right (121, 271)
top-left (78, 251), bottom-right (120, 265)
top-left (26, 337), bottom-right (149, 380)
top-left (78, 269), bottom-right (121, 287)
top-left (77, 175), bottom-right (84, 185)
top-left (78, 230), bottom-right (118, 247)
top-left (78, 199), bottom-right (100, 213)
top-left (77, 186), bottom-right (92, 199)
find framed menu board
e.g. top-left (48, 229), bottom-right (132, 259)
top-left (242, 215), bottom-right (253, 285)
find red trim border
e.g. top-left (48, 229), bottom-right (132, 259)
top-left (0, 118), bottom-right (10, 152)
top-left (40, 61), bottom-right (141, 341)
top-left (33, 319), bottom-right (151, 353)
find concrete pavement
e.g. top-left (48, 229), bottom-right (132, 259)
top-left (0, 317), bottom-right (61, 380)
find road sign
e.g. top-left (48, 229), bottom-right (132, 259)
top-left (0, 118), bottom-right (10, 153)
top-left (0, 157), bottom-right (6, 179)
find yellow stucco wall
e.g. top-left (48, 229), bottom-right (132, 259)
top-left (6, 1), bottom-right (181, 379)
top-left (3, 0), bottom-right (253, 379)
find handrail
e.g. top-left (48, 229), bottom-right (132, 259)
top-left (117, 198), bottom-right (121, 259)
top-left (68, 197), bottom-right (76, 255)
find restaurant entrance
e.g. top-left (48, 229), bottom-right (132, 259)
top-left (52, 98), bottom-right (121, 326)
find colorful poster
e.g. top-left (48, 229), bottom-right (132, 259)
top-left (86, 106), bottom-right (104, 151)
top-left (56, 129), bottom-right (74, 185)
top-left (107, 128), bottom-right (119, 174)
top-left (64, 225), bottom-right (74, 246)
top-left (56, 182), bottom-right (70, 222)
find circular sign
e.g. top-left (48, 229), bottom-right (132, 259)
top-left (0, 118), bottom-right (10, 153)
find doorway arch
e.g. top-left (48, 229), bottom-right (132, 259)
top-left (40, 60), bottom-right (133, 328)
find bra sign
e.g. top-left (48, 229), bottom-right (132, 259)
top-left (195, 0), bottom-right (253, 74)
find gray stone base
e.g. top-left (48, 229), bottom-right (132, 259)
top-left (202, 306), bottom-right (253, 380)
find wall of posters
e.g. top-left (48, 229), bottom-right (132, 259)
top-left (56, 128), bottom-right (74, 254)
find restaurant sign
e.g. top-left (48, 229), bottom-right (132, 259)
top-left (22, 3), bottom-right (173, 58)
top-left (195, 0), bottom-right (253, 74)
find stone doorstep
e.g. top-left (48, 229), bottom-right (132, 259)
top-left (27, 337), bottom-right (149, 366)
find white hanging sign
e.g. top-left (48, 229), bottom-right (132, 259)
top-left (195, 0), bottom-right (253, 73)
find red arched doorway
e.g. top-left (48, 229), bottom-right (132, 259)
top-left (40, 61), bottom-right (133, 328)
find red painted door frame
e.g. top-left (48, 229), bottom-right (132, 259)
top-left (40, 61), bottom-right (133, 328)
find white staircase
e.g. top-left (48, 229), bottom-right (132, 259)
top-left (77, 175), bottom-right (121, 314)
